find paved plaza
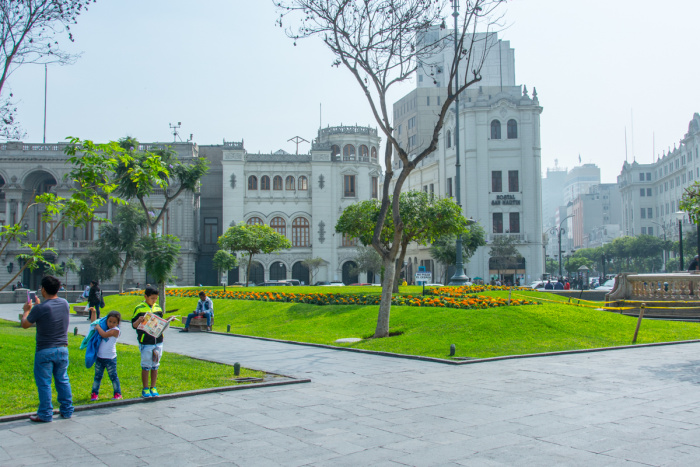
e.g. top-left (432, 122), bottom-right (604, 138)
top-left (3, 303), bottom-right (700, 466)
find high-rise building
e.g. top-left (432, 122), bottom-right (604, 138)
top-left (389, 31), bottom-right (544, 285)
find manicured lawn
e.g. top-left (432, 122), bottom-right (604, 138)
top-left (0, 319), bottom-right (264, 417)
top-left (105, 289), bottom-right (700, 360)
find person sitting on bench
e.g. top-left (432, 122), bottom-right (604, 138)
top-left (180, 291), bottom-right (214, 332)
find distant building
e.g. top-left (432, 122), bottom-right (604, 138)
top-left (617, 113), bottom-right (700, 268)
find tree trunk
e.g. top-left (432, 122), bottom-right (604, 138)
top-left (246, 255), bottom-right (253, 287)
top-left (375, 258), bottom-right (396, 338)
top-left (119, 255), bottom-right (132, 294)
top-left (392, 244), bottom-right (408, 293)
top-left (158, 282), bottom-right (166, 311)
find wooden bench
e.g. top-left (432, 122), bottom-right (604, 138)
top-left (188, 316), bottom-right (214, 332)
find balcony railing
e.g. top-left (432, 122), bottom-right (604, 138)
top-left (607, 273), bottom-right (700, 301)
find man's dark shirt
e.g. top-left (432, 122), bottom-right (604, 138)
top-left (27, 298), bottom-right (70, 351)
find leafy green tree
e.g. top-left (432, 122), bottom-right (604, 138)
top-left (545, 257), bottom-right (558, 275)
top-left (430, 224), bottom-right (487, 284)
top-left (218, 223), bottom-right (291, 287)
top-left (563, 255), bottom-right (593, 278)
top-left (0, 139), bottom-right (122, 291)
top-left (80, 250), bottom-right (117, 285)
top-left (349, 245), bottom-right (383, 281)
top-left (301, 257), bottom-right (327, 285)
top-left (488, 236), bottom-right (524, 281)
top-left (279, 0), bottom-right (505, 338)
top-left (212, 250), bottom-right (238, 286)
top-left (336, 191), bottom-right (470, 299)
top-left (93, 203), bottom-right (147, 292)
top-left (113, 137), bottom-right (209, 235)
top-left (66, 137), bottom-right (209, 296)
top-left (140, 234), bottom-right (181, 310)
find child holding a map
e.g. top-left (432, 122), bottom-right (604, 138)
top-left (131, 286), bottom-right (178, 398)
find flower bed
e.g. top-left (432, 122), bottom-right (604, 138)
top-left (123, 286), bottom-right (537, 310)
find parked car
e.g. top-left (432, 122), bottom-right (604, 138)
top-left (424, 283), bottom-right (444, 287)
top-left (314, 281), bottom-right (330, 286)
top-left (258, 281), bottom-right (292, 286)
top-left (527, 281), bottom-right (548, 291)
top-left (596, 279), bottom-right (616, 291)
top-left (279, 279), bottom-right (301, 286)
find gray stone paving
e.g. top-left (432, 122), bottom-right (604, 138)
top-left (3, 303), bottom-right (700, 465)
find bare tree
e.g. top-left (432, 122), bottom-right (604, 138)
top-left (277, 0), bottom-right (505, 337)
top-left (0, 0), bottom-right (95, 137)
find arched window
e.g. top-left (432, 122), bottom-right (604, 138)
top-left (371, 146), bottom-right (377, 161)
top-left (359, 145), bottom-right (369, 160)
top-left (331, 145), bottom-right (340, 158)
top-left (285, 176), bottom-right (295, 190)
top-left (507, 119), bottom-right (518, 139)
top-left (248, 175), bottom-right (258, 190)
top-left (343, 144), bottom-right (356, 160)
top-left (446, 130), bottom-right (452, 148)
top-left (491, 120), bottom-right (501, 139)
top-left (247, 217), bottom-right (263, 225)
top-left (270, 217), bottom-right (286, 236)
top-left (292, 217), bottom-right (310, 247)
top-left (273, 175), bottom-right (283, 190)
top-left (298, 175), bottom-right (308, 190)
top-left (260, 175), bottom-right (270, 190)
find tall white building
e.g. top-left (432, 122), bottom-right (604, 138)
top-left (390, 32), bottom-right (544, 285)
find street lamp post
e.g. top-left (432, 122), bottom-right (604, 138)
top-left (649, 220), bottom-right (667, 271)
top-left (679, 219), bottom-right (684, 271)
top-left (550, 214), bottom-right (573, 279)
top-left (448, 0), bottom-right (469, 286)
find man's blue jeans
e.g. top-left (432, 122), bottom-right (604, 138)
top-left (92, 357), bottom-right (121, 395)
top-left (34, 347), bottom-right (73, 421)
top-left (186, 311), bottom-right (212, 327)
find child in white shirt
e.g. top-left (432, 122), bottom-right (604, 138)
top-left (91, 311), bottom-right (122, 401)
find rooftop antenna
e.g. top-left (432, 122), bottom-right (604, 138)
top-left (169, 122), bottom-right (182, 142)
top-left (287, 136), bottom-right (309, 155)
top-left (631, 109), bottom-right (635, 162)
top-left (624, 127), bottom-right (628, 162)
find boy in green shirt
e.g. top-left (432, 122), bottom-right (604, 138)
top-left (131, 286), bottom-right (164, 398)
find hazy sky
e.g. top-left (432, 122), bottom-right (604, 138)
top-left (9, 0), bottom-right (700, 183)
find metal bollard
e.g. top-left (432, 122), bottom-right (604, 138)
top-left (74, 327), bottom-right (78, 336)
top-left (233, 362), bottom-right (241, 376)
top-left (227, 324), bottom-right (231, 333)
top-left (449, 344), bottom-right (456, 356)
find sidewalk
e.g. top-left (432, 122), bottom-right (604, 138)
top-left (2, 302), bottom-right (700, 465)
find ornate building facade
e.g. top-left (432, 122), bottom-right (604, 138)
top-left (0, 125), bottom-right (382, 289)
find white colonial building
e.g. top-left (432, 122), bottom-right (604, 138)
top-left (216, 125), bottom-right (383, 285)
top-left (0, 140), bottom-right (200, 290)
top-left (0, 125), bottom-right (383, 289)
top-left (390, 31), bottom-right (544, 285)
